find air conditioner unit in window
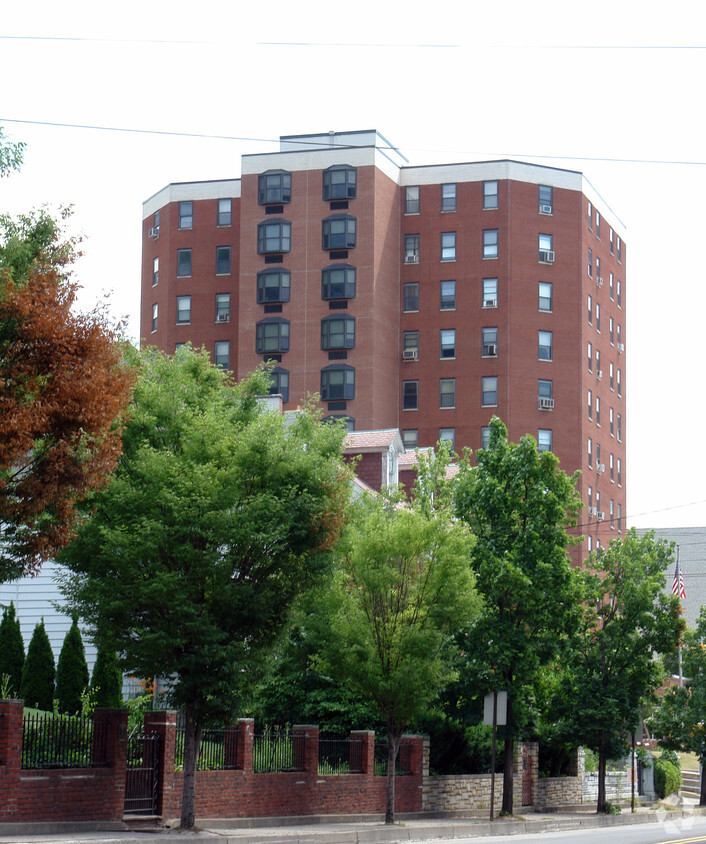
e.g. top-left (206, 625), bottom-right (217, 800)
top-left (484, 298), bottom-right (497, 308)
top-left (597, 370), bottom-right (603, 380)
top-left (598, 464), bottom-right (605, 473)
top-left (538, 397), bottom-right (555, 410)
top-left (148, 227), bottom-right (160, 239)
top-left (402, 348), bottom-right (418, 361)
top-left (405, 252), bottom-right (419, 263)
top-left (540, 204), bottom-right (553, 214)
top-left (598, 511), bottom-right (605, 521)
top-left (539, 250), bottom-right (555, 263)
top-left (590, 507), bottom-right (598, 516)
top-left (484, 344), bottom-right (498, 356)
top-left (597, 276), bottom-right (604, 287)
top-left (216, 313), bottom-right (229, 322)
top-left (618, 343), bottom-right (625, 353)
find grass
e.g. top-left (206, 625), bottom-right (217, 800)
top-left (651, 749), bottom-right (700, 771)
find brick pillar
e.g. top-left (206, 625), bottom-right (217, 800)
top-left (0, 699), bottom-right (23, 771)
top-left (293, 724), bottom-right (319, 775)
top-left (92, 707), bottom-right (128, 822)
top-left (350, 730), bottom-right (375, 775)
top-left (144, 710), bottom-right (177, 817)
top-left (236, 718), bottom-right (254, 772)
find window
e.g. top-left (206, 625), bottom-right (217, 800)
top-left (215, 293), bottom-right (230, 322)
top-left (537, 429), bottom-right (552, 453)
top-left (153, 209), bottom-right (160, 232)
top-left (609, 272), bottom-right (614, 300)
top-left (403, 331), bottom-right (419, 357)
top-left (539, 185), bottom-right (553, 214)
top-left (617, 323), bottom-right (622, 348)
top-left (268, 367), bottom-right (289, 403)
top-left (610, 453), bottom-right (614, 482)
top-left (596, 211), bottom-right (601, 238)
top-left (402, 429), bottom-right (418, 450)
top-left (483, 229), bottom-right (498, 258)
top-left (617, 368), bottom-right (622, 397)
top-left (595, 348), bottom-right (601, 375)
top-left (538, 281), bottom-right (552, 311)
top-left (176, 295), bottom-right (191, 324)
top-left (609, 317), bottom-right (614, 345)
top-left (323, 165), bottom-right (356, 200)
top-left (587, 437), bottom-right (593, 468)
top-left (596, 396), bottom-right (601, 426)
top-left (617, 413), bottom-right (622, 441)
top-left (441, 232), bottom-right (456, 261)
top-left (216, 246), bottom-right (231, 275)
top-left (322, 215), bottom-right (356, 250)
top-left (610, 228), bottom-right (614, 255)
top-left (404, 234), bottom-right (420, 263)
top-left (151, 303), bottom-right (158, 332)
top-left (596, 442), bottom-right (601, 468)
top-left (322, 265), bottom-right (356, 299)
top-left (441, 183), bottom-right (456, 212)
top-left (588, 294), bottom-right (593, 324)
top-left (482, 327), bottom-right (498, 357)
top-left (405, 186), bottom-right (420, 214)
top-left (440, 280), bottom-right (456, 310)
top-left (403, 380), bottom-right (418, 410)
top-left (617, 458), bottom-right (622, 486)
top-left (217, 198), bottom-right (232, 227)
top-left (617, 279), bottom-right (622, 307)
top-left (588, 389), bottom-right (593, 420)
top-left (440, 378), bottom-right (455, 408)
top-left (321, 315), bottom-right (355, 350)
top-left (152, 257), bottom-right (159, 286)
top-left (610, 362), bottom-right (614, 390)
top-left (538, 379), bottom-right (553, 409)
top-left (481, 427), bottom-right (490, 449)
top-left (617, 236), bottom-right (622, 263)
top-left (587, 248), bottom-right (593, 277)
top-left (321, 365), bottom-right (355, 401)
top-left (257, 221), bottom-right (291, 254)
top-left (539, 234), bottom-right (553, 262)
top-left (256, 318), bottom-right (290, 354)
top-left (588, 485), bottom-right (593, 512)
top-left (538, 330), bottom-right (553, 360)
top-left (257, 269), bottom-right (291, 303)
top-left (587, 201), bottom-right (593, 230)
top-left (404, 282), bottom-right (419, 312)
top-left (258, 170), bottom-right (291, 205)
top-left (483, 181), bottom-right (498, 210)
top-left (439, 428), bottom-right (455, 451)
top-left (617, 503), bottom-right (622, 532)
top-left (179, 201), bottom-right (193, 230)
top-left (588, 536), bottom-right (593, 552)
top-left (214, 341), bottom-right (230, 369)
top-left (482, 376), bottom-right (497, 406)
top-left (177, 248), bottom-right (192, 277)
top-left (595, 303), bottom-right (601, 332)
top-left (483, 278), bottom-right (498, 308)
top-left (440, 329), bottom-right (456, 359)
top-left (588, 342), bottom-right (593, 372)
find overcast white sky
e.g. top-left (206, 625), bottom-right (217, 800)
top-left (2, 0), bottom-right (706, 533)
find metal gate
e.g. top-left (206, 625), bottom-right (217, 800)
top-left (125, 731), bottom-right (161, 815)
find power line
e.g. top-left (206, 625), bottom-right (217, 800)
top-left (3, 118), bottom-right (706, 168)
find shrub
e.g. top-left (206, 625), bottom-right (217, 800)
top-left (654, 758), bottom-right (681, 798)
top-left (20, 620), bottom-right (55, 711)
top-left (0, 602), bottom-right (25, 696)
top-left (55, 616), bottom-right (89, 715)
top-left (91, 644), bottom-right (122, 708)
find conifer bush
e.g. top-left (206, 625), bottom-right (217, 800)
top-left (55, 616), bottom-right (89, 715)
top-left (0, 601), bottom-right (25, 697)
top-left (20, 619), bottom-right (55, 711)
top-left (91, 644), bottom-right (122, 708)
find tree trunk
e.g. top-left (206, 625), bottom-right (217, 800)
top-left (180, 708), bottom-right (203, 829)
top-left (501, 736), bottom-right (514, 814)
top-left (596, 733), bottom-right (607, 814)
top-left (385, 723), bottom-right (402, 824)
top-left (700, 757), bottom-right (706, 806)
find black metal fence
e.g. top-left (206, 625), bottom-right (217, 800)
top-left (373, 741), bottom-right (410, 776)
top-left (174, 726), bottom-right (240, 771)
top-left (253, 727), bottom-right (305, 773)
top-left (21, 712), bottom-right (106, 770)
top-left (318, 736), bottom-right (363, 775)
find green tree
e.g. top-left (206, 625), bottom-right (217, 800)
top-left (316, 488), bottom-right (479, 823)
top-left (91, 643), bottom-right (123, 709)
top-left (0, 128), bottom-right (25, 178)
top-left (0, 601), bottom-right (25, 696)
top-left (649, 606), bottom-right (706, 803)
top-left (563, 529), bottom-right (683, 813)
top-left (59, 347), bottom-right (351, 828)
top-left (20, 619), bottom-right (55, 711)
top-left (452, 416), bottom-right (582, 813)
top-left (55, 615), bottom-right (89, 715)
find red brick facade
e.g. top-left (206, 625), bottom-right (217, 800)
top-left (141, 130), bottom-right (627, 560)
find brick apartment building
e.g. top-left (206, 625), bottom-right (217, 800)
top-left (140, 129), bottom-right (626, 557)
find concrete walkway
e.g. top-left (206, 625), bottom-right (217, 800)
top-left (1, 805), bottom-right (705, 844)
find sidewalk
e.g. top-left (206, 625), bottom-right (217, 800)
top-left (1, 805), bottom-right (705, 844)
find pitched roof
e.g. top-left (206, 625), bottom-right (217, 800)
top-left (344, 429), bottom-right (403, 453)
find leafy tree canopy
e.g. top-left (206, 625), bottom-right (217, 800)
top-left (59, 347), bottom-right (352, 827)
top-left (0, 128), bottom-right (25, 178)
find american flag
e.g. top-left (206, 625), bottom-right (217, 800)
top-left (672, 561), bottom-right (686, 600)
